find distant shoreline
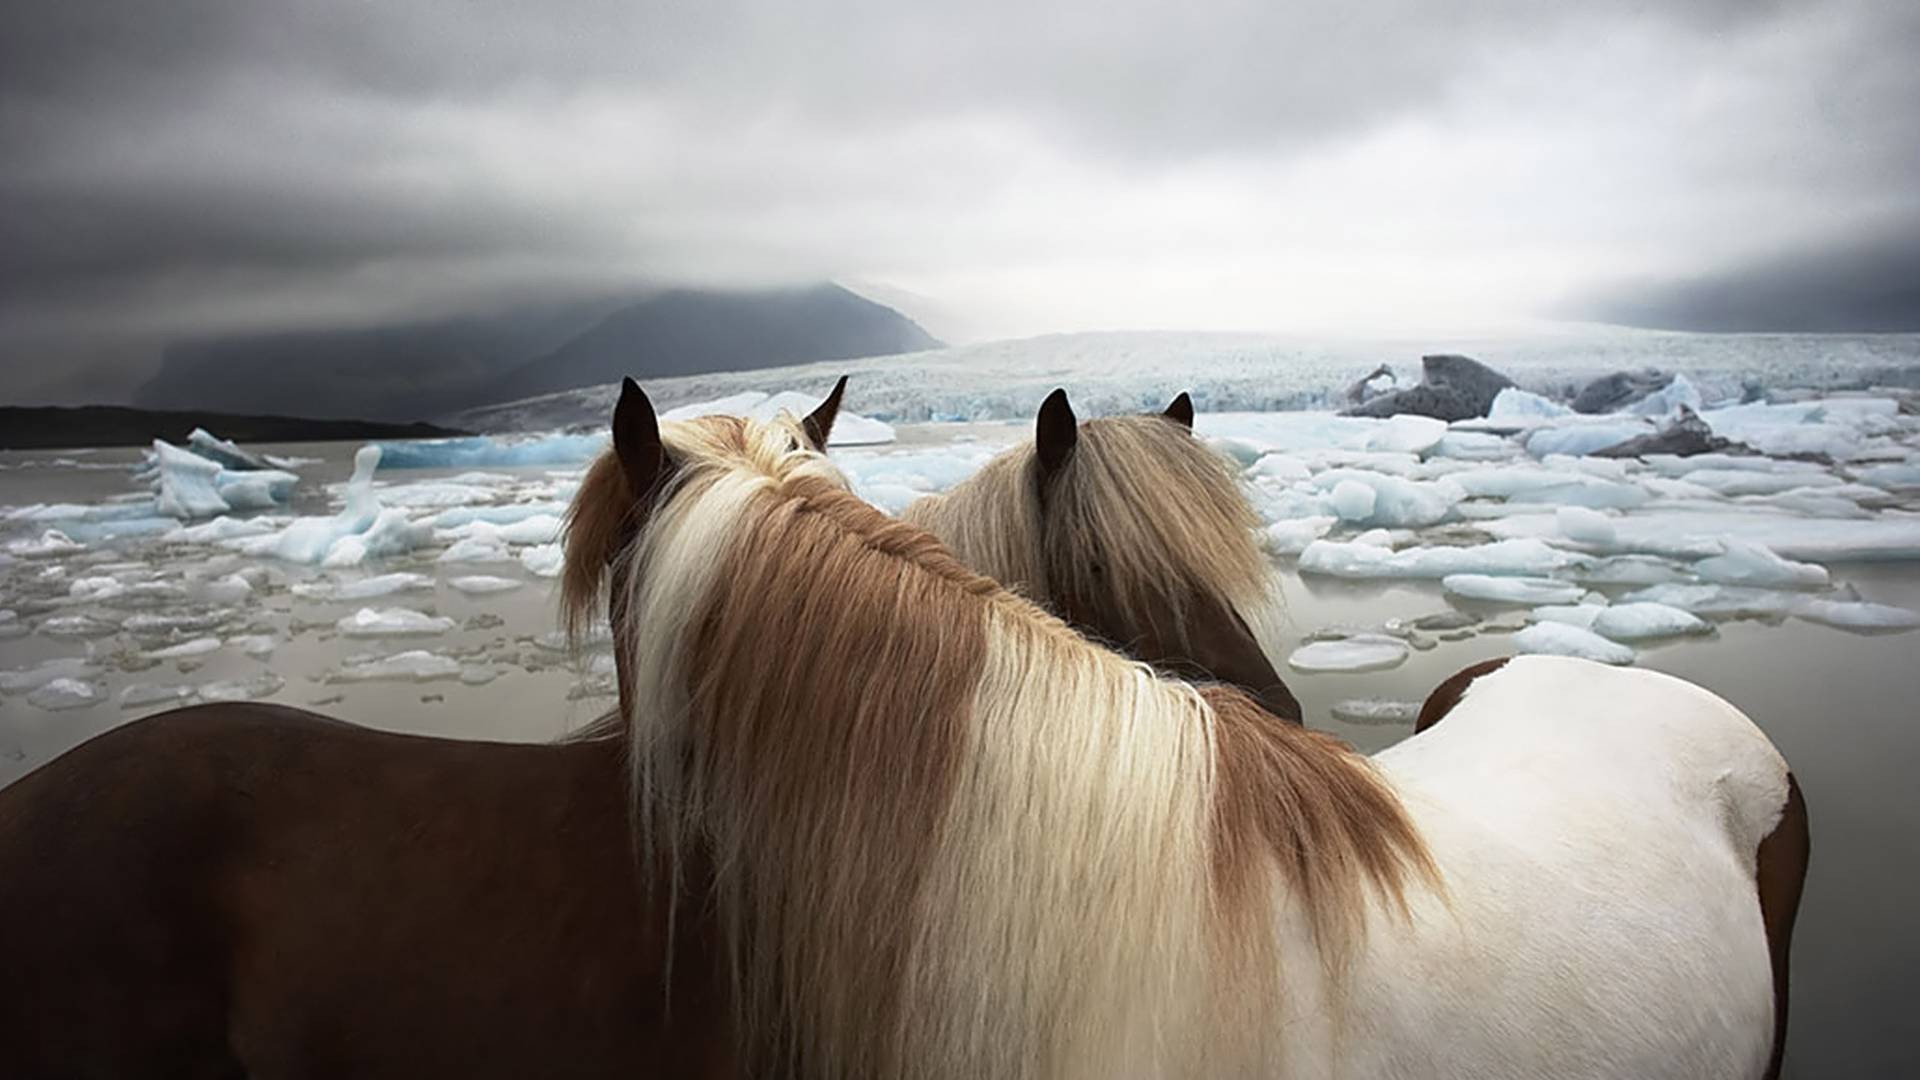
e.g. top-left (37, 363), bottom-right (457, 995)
top-left (0, 405), bottom-right (467, 451)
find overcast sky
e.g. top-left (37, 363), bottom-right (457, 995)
top-left (2, 0), bottom-right (1915, 401)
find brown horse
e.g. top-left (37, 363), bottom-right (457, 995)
top-left (903, 388), bottom-right (1301, 721)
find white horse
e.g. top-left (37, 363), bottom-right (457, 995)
top-left (567, 378), bottom-right (1808, 1080)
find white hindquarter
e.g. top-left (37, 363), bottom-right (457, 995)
top-left (1301, 656), bottom-right (1790, 1080)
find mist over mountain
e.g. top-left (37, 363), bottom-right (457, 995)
top-left (134, 284), bottom-right (937, 421)
top-left (489, 284), bottom-right (940, 404)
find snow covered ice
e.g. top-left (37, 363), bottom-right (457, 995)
top-left (1287, 634), bottom-right (1411, 673)
top-left (1512, 623), bottom-right (1636, 665)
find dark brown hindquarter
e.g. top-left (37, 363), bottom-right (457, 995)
top-left (1413, 657), bottom-right (1512, 734)
top-left (1755, 773), bottom-right (1810, 1080)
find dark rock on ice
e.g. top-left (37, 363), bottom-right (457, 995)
top-left (1341, 354), bottom-right (1516, 422)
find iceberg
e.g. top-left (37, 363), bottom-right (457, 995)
top-left (335, 607), bottom-right (456, 637)
top-left (1487, 388), bottom-right (1572, 422)
top-left (519, 543), bottom-right (564, 578)
top-left (1622, 373), bottom-right (1702, 416)
top-left (1512, 622), bottom-right (1636, 664)
top-left (1590, 603), bottom-right (1710, 640)
top-left (1693, 541), bottom-right (1830, 589)
top-left (185, 428), bottom-right (274, 471)
top-left (291, 572), bottom-right (434, 602)
top-left (147, 636), bottom-right (223, 659)
top-left (438, 535), bottom-right (515, 563)
top-left (1329, 699), bottom-right (1422, 725)
top-left (27, 677), bottom-right (104, 711)
top-left (1, 657), bottom-right (101, 695)
top-left (1524, 420), bottom-right (1655, 458)
top-left (7, 529), bottom-right (85, 558)
top-left (326, 650), bottom-right (463, 683)
top-left (1298, 538), bottom-right (1579, 580)
top-left (1308, 470), bottom-right (1463, 528)
top-left (199, 673), bottom-right (285, 701)
top-left (150, 440), bottom-right (230, 519)
top-left (1442, 574), bottom-right (1587, 605)
top-left (1618, 583), bottom-right (1803, 619)
top-left (1792, 598), bottom-right (1920, 631)
top-left (1264, 516), bottom-right (1337, 555)
top-left (1286, 634), bottom-right (1411, 673)
top-left (121, 683), bottom-right (199, 709)
top-left (447, 574), bottom-right (523, 595)
top-left (1530, 603), bottom-right (1606, 631)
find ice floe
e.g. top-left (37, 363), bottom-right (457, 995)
top-left (326, 650), bottom-right (463, 683)
top-left (335, 607), bottom-right (456, 637)
top-left (1330, 699), bottom-right (1422, 724)
top-left (1286, 634), bottom-right (1411, 673)
top-left (1693, 542), bottom-right (1831, 589)
top-left (1511, 622), bottom-right (1636, 664)
top-left (1299, 538), bottom-right (1579, 580)
top-left (27, 677), bottom-right (104, 710)
top-left (447, 575), bottom-right (523, 595)
top-left (1590, 603), bottom-right (1711, 640)
top-left (1442, 574), bottom-right (1587, 605)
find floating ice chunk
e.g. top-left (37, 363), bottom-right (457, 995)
top-left (1572, 556), bottom-right (1694, 586)
top-left (1430, 431), bottom-right (1515, 461)
top-left (1856, 463), bottom-right (1920, 491)
top-left (1525, 421), bottom-right (1654, 458)
top-left (40, 613), bottom-right (120, 639)
top-left (228, 633), bottom-right (279, 657)
top-left (123, 610), bottom-right (230, 636)
top-left (520, 543), bottom-right (564, 578)
top-left (1618, 583), bottom-right (1803, 619)
top-left (1623, 373), bottom-right (1702, 416)
top-left (199, 673), bottom-right (285, 701)
top-left (1310, 470), bottom-right (1462, 528)
top-left (1287, 634), bottom-right (1410, 673)
top-left (428, 502), bottom-right (571, 529)
top-left (1792, 598), bottom-right (1920, 631)
top-left (447, 575), bottom-right (523, 595)
top-left (460, 665), bottom-right (499, 686)
top-left (1328, 479), bottom-right (1377, 522)
top-left (150, 440), bottom-right (230, 519)
top-left (147, 636), bottom-right (222, 659)
top-left (1591, 603), bottom-right (1710, 640)
top-left (372, 432), bottom-right (609, 470)
top-left (200, 573), bottom-right (254, 605)
top-left (334, 509), bottom-right (431, 566)
top-left (438, 536), bottom-right (515, 563)
top-left (1693, 541), bottom-right (1830, 589)
top-left (121, 683), bottom-right (198, 708)
top-left (1248, 454), bottom-right (1312, 483)
top-left (1556, 506), bottom-right (1616, 545)
top-left (1512, 622), bottom-right (1635, 664)
top-left (292, 572), bottom-right (435, 602)
top-left (6, 529), bottom-right (84, 557)
top-left (1443, 574), bottom-right (1586, 605)
top-left (0, 657), bottom-right (100, 694)
top-left (371, 481), bottom-right (504, 510)
top-left (185, 428), bottom-right (273, 471)
top-left (212, 468), bottom-right (298, 511)
top-left (270, 446), bottom-right (385, 563)
top-left (1488, 388), bottom-right (1572, 422)
top-left (1531, 603), bottom-right (1605, 630)
top-left (27, 677), bottom-right (104, 710)
top-left (441, 515), bottom-right (563, 546)
top-left (166, 515), bottom-right (281, 543)
top-left (1330, 699), bottom-right (1422, 725)
top-left (1264, 516), bottom-right (1336, 555)
top-left (69, 575), bottom-right (126, 602)
top-left (336, 607), bottom-right (456, 637)
top-left (1351, 528), bottom-right (1396, 548)
top-left (327, 650), bottom-right (463, 683)
top-left (1299, 538), bottom-right (1578, 579)
top-left (1679, 470), bottom-right (1842, 497)
top-left (1448, 468), bottom-right (1649, 509)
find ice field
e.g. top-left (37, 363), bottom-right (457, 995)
top-left (6, 340), bottom-right (1920, 741)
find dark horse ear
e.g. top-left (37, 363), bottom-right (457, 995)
top-left (1035, 387), bottom-right (1078, 479)
top-left (1163, 391), bottom-right (1194, 429)
top-left (612, 377), bottom-right (665, 501)
top-left (801, 375), bottom-right (849, 451)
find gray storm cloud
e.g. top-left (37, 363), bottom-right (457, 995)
top-left (1, 0), bottom-right (1915, 400)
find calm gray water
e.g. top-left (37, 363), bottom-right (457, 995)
top-left (1, 438), bottom-right (1914, 1076)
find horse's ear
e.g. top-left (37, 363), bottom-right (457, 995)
top-left (612, 377), bottom-right (665, 500)
top-left (802, 375), bottom-right (849, 451)
top-left (1035, 387), bottom-right (1078, 477)
top-left (1163, 391), bottom-right (1194, 428)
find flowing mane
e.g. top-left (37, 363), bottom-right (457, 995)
top-left (562, 408), bottom-right (1433, 1078)
top-left (903, 413), bottom-right (1279, 648)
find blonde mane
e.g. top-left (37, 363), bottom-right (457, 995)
top-left (563, 411), bottom-right (1432, 1078)
top-left (903, 414), bottom-right (1276, 645)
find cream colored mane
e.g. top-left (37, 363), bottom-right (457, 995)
top-left (903, 414), bottom-right (1276, 644)
top-left (561, 411), bottom-right (1431, 1079)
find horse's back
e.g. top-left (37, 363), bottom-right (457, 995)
top-left (1352, 656), bottom-right (1790, 1079)
top-left (0, 704), bottom-right (733, 1079)
top-left (0, 703), bottom-right (328, 1077)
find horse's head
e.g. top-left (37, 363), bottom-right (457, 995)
top-left (561, 376), bottom-right (849, 713)
top-left (1029, 389), bottom-right (1301, 722)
